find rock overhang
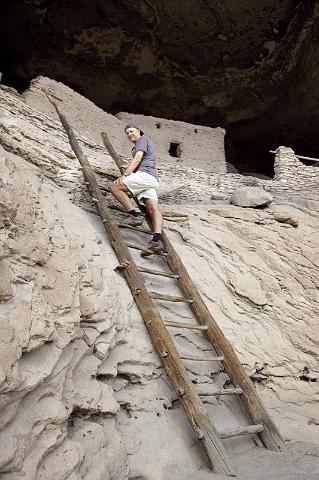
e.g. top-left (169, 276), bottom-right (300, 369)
top-left (0, 1), bottom-right (319, 174)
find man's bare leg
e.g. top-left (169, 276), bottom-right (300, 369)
top-left (144, 198), bottom-right (165, 253)
top-left (109, 182), bottom-right (134, 211)
top-left (109, 181), bottom-right (143, 226)
top-left (144, 198), bottom-right (163, 233)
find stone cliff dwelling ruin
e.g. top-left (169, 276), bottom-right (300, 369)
top-left (0, 2), bottom-right (319, 480)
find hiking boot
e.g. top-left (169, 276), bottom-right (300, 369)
top-left (148, 239), bottom-right (165, 254)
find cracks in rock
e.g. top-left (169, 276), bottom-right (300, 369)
top-left (173, 331), bottom-right (214, 353)
top-left (299, 367), bottom-right (317, 383)
top-left (98, 362), bottom-right (163, 386)
top-left (162, 397), bottom-right (179, 411)
top-left (68, 409), bottom-right (115, 426)
top-left (245, 362), bottom-right (319, 390)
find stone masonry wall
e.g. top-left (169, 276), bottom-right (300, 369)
top-left (116, 112), bottom-right (226, 173)
top-left (22, 77), bottom-right (226, 174)
top-left (274, 146), bottom-right (319, 188)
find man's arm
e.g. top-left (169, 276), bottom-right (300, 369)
top-left (122, 150), bottom-right (144, 176)
top-left (114, 150), bottom-right (144, 186)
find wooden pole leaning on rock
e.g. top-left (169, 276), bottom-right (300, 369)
top-left (162, 234), bottom-right (287, 453)
top-left (101, 131), bottom-right (125, 170)
top-left (270, 149), bottom-right (319, 163)
top-left (46, 97), bottom-right (237, 477)
top-left (102, 131), bottom-right (287, 454)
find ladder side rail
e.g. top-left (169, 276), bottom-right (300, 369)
top-left (48, 104), bottom-right (237, 476)
top-left (162, 230), bottom-right (286, 452)
top-left (101, 131), bottom-right (125, 170)
top-left (101, 130), bottom-right (287, 453)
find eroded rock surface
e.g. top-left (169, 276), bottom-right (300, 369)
top-left (0, 79), bottom-right (319, 480)
top-left (0, 145), bottom-right (128, 479)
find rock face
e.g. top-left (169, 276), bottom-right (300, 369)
top-left (0, 145), bottom-right (128, 479)
top-left (0, 79), bottom-right (319, 480)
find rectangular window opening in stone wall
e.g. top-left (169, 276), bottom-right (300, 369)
top-left (169, 141), bottom-right (182, 158)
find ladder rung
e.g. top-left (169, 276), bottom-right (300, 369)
top-left (126, 243), bottom-right (167, 256)
top-left (210, 387), bottom-right (243, 396)
top-left (180, 355), bottom-right (224, 362)
top-left (165, 321), bottom-right (208, 331)
top-left (118, 223), bottom-right (151, 234)
top-left (149, 292), bottom-right (193, 303)
top-left (137, 266), bottom-right (180, 279)
top-left (219, 424), bottom-right (264, 439)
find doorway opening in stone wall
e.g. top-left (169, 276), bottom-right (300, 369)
top-left (169, 141), bottom-right (182, 159)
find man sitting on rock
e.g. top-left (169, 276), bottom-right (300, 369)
top-left (109, 123), bottom-right (164, 253)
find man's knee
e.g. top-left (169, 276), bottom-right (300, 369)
top-left (109, 182), bottom-right (118, 194)
top-left (145, 200), bottom-right (159, 215)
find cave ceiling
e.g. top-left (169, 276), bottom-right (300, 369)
top-left (1, 0), bottom-right (319, 173)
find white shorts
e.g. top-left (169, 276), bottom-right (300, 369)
top-left (122, 171), bottom-right (159, 206)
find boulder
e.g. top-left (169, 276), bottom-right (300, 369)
top-left (272, 205), bottom-right (299, 227)
top-left (230, 186), bottom-right (273, 207)
top-left (211, 193), bottom-right (230, 205)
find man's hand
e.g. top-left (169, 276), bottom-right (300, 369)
top-left (113, 176), bottom-right (125, 187)
top-left (119, 152), bottom-right (143, 178)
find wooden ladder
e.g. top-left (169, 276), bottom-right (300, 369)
top-left (49, 96), bottom-right (286, 477)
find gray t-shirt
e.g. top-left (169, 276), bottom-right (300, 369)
top-left (132, 136), bottom-right (158, 180)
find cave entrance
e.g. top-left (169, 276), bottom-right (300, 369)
top-left (225, 130), bottom-right (276, 179)
top-left (223, 111), bottom-right (319, 179)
